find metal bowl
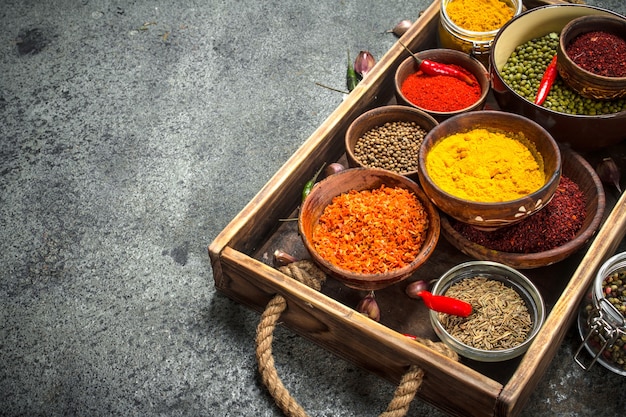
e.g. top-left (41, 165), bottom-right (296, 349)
top-left (430, 260), bottom-right (546, 362)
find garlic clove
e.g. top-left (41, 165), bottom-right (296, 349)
top-left (356, 291), bottom-right (381, 322)
top-left (324, 162), bottom-right (345, 178)
top-left (405, 280), bottom-right (429, 299)
top-left (596, 157), bottom-right (622, 193)
top-left (273, 249), bottom-right (298, 267)
top-left (386, 19), bottom-right (412, 37)
top-left (354, 50), bottom-right (376, 78)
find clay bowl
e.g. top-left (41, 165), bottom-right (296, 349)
top-left (440, 149), bottom-right (605, 269)
top-left (490, 4), bottom-right (626, 151)
top-left (299, 168), bottom-right (440, 291)
top-left (417, 110), bottom-right (562, 230)
top-left (557, 15), bottom-right (626, 100)
top-left (394, 48), bottom-right (490, 122)
top-left (345, 105), bottom-right (439, 182)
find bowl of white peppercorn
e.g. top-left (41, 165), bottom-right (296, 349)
top-left (345, 105), bottom-right (439, 182)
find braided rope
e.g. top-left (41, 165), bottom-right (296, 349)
top-left (255, 260), bottom-right (458, 417)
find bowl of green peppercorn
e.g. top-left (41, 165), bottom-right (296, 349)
top-left (490, 4), bottom-right (626, 151)
top-left (345, 105), bottom-right (439, 181)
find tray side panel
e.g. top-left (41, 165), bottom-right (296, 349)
top-left (216, 246), bottom-right (503, 417)
top-left (496, 191), bottom-right (626, 417)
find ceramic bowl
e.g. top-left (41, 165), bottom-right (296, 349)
top-left (430, 260), bottom-right (546, 362)
top-left (440, 148), bottom-right (606, 269)
top-left (394, 48), bottom-right (490, 122)
top-left (557, 15), bottom-right (626, 100)
top-left (345, 105), bottom-right (439, 181)
top-left (417, 110), bottom-right (562, 230)
top-left (299, 168), bottom-right (440, 291)
top-left (490, 4), bottom-right (626, 151)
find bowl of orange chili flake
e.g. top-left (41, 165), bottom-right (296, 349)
top-left (299, 168), bottom-right (440, 291)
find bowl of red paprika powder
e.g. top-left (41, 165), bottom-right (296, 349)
top-left (440, 148), bottom-right (606, 269)
top-left (394, 48), bottom-right (489, 122)
top-left (556, 15), bottom-right (626, 100)
top-left (298, 168), bottom-right (440, 291)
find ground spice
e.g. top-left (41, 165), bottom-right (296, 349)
top-left (400, 67), bottom-right (481, 112)
top-left (439, 276), bottom-right (532, 350)
top-left (452, 176), bottom-right (586, 253)
top-left (426, 128), bottom-right (544, 202)
top-left (566, 30), bottom-right (626, 77)
top-left (312, 185), bottom-right (429, 274)
top-left (446, 0), bottom-right (514, 32)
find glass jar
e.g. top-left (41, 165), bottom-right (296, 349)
top-left (574, 252), bottom-right (626, 376)
top-left (438, 0), bottom-right (523, 67)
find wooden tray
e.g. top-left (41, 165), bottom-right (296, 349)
top-left (209, 1), bottom-right (626, 416)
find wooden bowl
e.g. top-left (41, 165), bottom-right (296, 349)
top-left (417, 110), bottom-right (562, 230)
top-left (490, 4), bottom-right (626, 151)
top-left (345, 105), bottom-right (438, 182)
top-left (394, 48), bottom-right (489, 122)
top-left (557, 15), bottom-right (626, 100)
top-left (440, 149), bottom-right (606, 269)
top-left (299, 168), bottom-right (440, 291)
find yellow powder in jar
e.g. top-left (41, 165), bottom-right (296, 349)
top-left (425, 128), bottom-right (544, 202)
top-left (446, 0), bottom-right (514, 32)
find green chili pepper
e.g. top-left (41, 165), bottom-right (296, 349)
top-left (347, 50), bottom-right (358, 92)
top-left (302, 163), bottom-right (326, 202)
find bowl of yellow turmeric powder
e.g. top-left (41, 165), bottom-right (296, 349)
top-left (417, 110), bottom-right (562, 230)
top-left (299, 167), bottom-right (440, 291)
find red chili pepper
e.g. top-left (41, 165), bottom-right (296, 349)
top-left (418, 290), bottom-right (473, 317)
top-left (399, 41), bottom-right (476, 86)
top-left (534, 55), bottom-right (558, 106)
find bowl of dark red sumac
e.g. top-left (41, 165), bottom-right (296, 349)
top-left (440, 148), bottom-right (606, 269)
top-left (490, 4), bottom-right (626, 151)
top-left (557, 15), bottom-right (626, 100)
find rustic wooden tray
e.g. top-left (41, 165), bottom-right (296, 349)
top-left (208, 1), bottom-right (626, 416)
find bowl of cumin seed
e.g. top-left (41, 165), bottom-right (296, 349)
top-left (429, 260), bottom-right (546, 362)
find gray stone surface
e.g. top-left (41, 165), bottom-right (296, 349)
top-left (1, 0), bottom-right (625, 416)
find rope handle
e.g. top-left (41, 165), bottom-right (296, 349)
top-left (255, 260), bottom-right (458, 417)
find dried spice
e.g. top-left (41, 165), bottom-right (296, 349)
top-left (439, 276), bottom-right (532, 350)
top-left (446, 0), bottom-right (514, 32)
top-left (400, 67), bottom-right (481, 112)
top-left (353, 121), bottom-right (427, 174)
top-left (566, 31), bottom-right (626, 78)
top-left (312, 185), bottom-right (429, 274)
top-left (425, 128), bottom-right (544, 202)
top-left (452, 176), bottom-right (586, 253)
